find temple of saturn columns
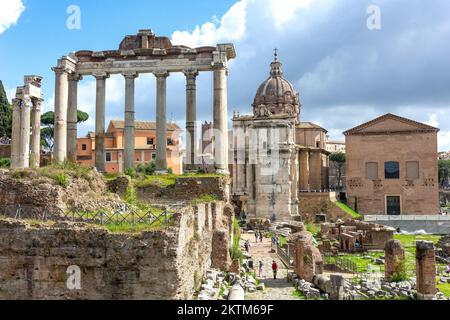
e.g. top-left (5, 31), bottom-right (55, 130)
top-left (10, 76), bottom-right (43, 170)
top-left (52, 29), bottom-right (236, 174)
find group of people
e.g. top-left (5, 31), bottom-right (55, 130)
top-left (254, 231), bottom-right (264, 243)
top-left (271, 234), bottom-right (280, 247)
top-left (257, 260), bottom-right (279, 280)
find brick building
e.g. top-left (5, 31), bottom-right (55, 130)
top-left (77, 120), bottom-right (182, 174)
top-left (344, 113), bottom-right (440, 215)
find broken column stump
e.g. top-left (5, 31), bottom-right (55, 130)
top-left (384, 239), bottom-right (405, 282)
top-left (416, 241), bottom-right (437, 300)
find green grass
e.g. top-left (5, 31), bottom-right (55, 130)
top-left (335, 201), bottom-right (361, 219)
top-left (191, 194), bottom-right (220, 204)
top-left (305, 222), bottom-right (321, 237)
top-left (340, 234), bottom-right (445, 275)
top-left (134, 175), bottom-right (177, 188)
top-left (437, 281), bottom-right (450, 298)
top-left (292, 289), bottom-right (306, 299)
top-left (104, 221), bottom-right (166, 234)
top-left (231, 218), bottom-right (243, 263)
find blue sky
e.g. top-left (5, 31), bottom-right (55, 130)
top-left (1, 0), bottom-right (450, 151)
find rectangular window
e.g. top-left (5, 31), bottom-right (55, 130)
top-left (152, 153), bottom-right (156, 160)
top-left (406, 161), bottom-right (419, 180)
top-left (365, 162), bottom-right (378, 180)
top-left (385, 161), bottom-right (400, 179)
top-left (147, 137), bottom-right (154, 145)
top-left (82, 144), bottom-right (87, 151)
top-left (105, 152), bottom-right (112, 162)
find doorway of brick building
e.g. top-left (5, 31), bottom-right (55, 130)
top-left (386, 196), bottom-right (401, 215)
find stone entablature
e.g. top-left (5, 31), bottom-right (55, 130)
top-left (52, 29), bottom-right (236, 175)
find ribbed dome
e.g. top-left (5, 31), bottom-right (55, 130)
top-left (253, 56), bottom-right (301, 119)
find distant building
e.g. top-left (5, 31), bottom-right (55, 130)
top-left (438, 152), bottom-right (450, 161)
top-left (344, 113), bottom-right (440, 215)
top-left (326, 140), bottom-right (346, 153)
top-left (77, 120), bottom-right (182, 174)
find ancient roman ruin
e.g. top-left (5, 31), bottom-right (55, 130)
top-left (53, 29), bottom-right (235, 174)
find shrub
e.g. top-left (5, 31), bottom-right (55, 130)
top-left (124, 184), bottom-right (137, 205)
top-left (55, 173), bottom-right (70, 188)
top-left (0, 158), bottom-right (10, 168)
top-left (136, 161), bottom-right (156, 176)
top-left (389, 258), bottom-right (409, 283)
top-left (124, 167), bottom-right (136, 179)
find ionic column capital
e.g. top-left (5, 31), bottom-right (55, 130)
top-left (68, 73), bottom-right (83, 82)
top-left (122, 71), bottom-right (138, 79)
top-left (93, 72), bottom-right (110, 80)
top-left (52, 66), bottom-right (70, 75)
top-left (154, 70), bottom-right (170, 79)
top-left (183, 68), bottom-right (199, 79)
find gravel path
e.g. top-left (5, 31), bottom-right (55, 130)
top-left (241, 233), bottom-right (301, 300)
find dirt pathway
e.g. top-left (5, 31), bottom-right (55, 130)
top-left (241, 233), bottom-right (301, 300)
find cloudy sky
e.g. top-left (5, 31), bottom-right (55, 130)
top-left (1, 0), bottom-right (449, 151)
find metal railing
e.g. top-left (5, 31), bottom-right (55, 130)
top-left (277, 244), bottom-right (294, 267)
top-left (324, 255), bottom-right (358, 274)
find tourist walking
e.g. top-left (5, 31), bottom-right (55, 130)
top-left (258, 260), bottom-right (264, 278)
top-left (255, 231), bottom-right (259, 243)
top-left (259, 232), bottom-right (264, 243)
top-left (272, 260), bottom-right (278, 280)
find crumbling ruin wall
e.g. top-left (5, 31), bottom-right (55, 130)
top-left (137, 176), bottom-right (231, 203)
top-left (299, 193), bottom-right (352, 222)
top-left (0, 201), bottom-right (232, 300)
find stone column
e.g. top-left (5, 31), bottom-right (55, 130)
top-left (184, 69), bottom-right (199, 171)
top-left (213, 63), bottom-right (229, 175)
top-left (52, 67), bottom-right (69, 163)
top-left (384, 239), bottom-right (405, 282)
top-left (67, 74), bottom-right (82, 163)
top-left (123, 72), bottom-right (138, 171)
top-left (154, 70), bottom-right (169, 174)
top-left (94, 72), bottom-right (109, 173)
top-left (11, 98), bottom-right (21, 169)
top-left (19, 96), bottom-right (31, 168)
top-left (30, 98), bottom-right (42, 168)
top-left (416, 241), bottom-right (437, 300)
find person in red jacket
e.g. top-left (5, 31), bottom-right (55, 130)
top-left (272, 260), bottom-right (278, 280)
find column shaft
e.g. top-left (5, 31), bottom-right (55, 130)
top-left (19, 98), bottom-right (31, 168)
top-left (184, 69), bottom-right (198, 170)
top-left (213, 65), bottom-right (229, 174)
top-left (94, 73), bottom-right (109, 173)
top-left (30, 99), bottom-right (42, 168)
top-left (67, 74), bottom-right (81, 163)
top-left (11, 99), bottom-right (21, 169)
top-left (53, 68), bottom-right (69, 163)
top-left (155, 71), bottom-right (169, 173)
top-left (123, 72), bottom-right (137, 171)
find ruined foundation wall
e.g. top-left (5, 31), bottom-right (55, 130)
top-left (0, 201), bottom-right (232, 300)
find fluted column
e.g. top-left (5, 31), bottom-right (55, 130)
top-left (11, 98), bottom-right (21, 169)
top-left (123, 72), bottom-right (138, 171)
top-left (184, 69), bottom-right (199, 170)
top-left (67, 73), bottom-right (82, 163)
top-left (52, 67), bottom-right (69, 163)
top-left (30, 98), bottom-right (42, 168)
top-left (213, 63), bottom-right (229, 175)
top-left (154, 70), bottom-right (169, 174)
top-left (94, 72), bottom-right (109, 173)
top-left (19, 96), bottom-right (31, 168)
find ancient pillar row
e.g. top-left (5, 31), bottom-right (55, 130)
top-left (10, 98), bottom-right (21, 169)
top-left (416, 241), bottom-right (437, 300)
top-left (123, 71), bottom-right (138, 171)
top-left (154, 70), bottom-right (169, 174)
top-left (67, 74), bottom-right (82, 163)
top-left (213, 63), bottom-right (229, 175)
top-left (384, 239), bottom-right (405, 282)
top-left (18, 96), bottom-right (31, 169)
top-left (30, 98), bottom-right (42, 168)
top-left (52, 67), bottom-right (69, 163)
top-left (184, 68), bottom-right (199, 170)
top-left (94, 72), bottom-right (110, 173)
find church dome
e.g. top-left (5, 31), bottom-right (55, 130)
top-left (253, 53), bottom-right (301, 119)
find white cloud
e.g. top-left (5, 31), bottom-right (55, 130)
top-left (171, 0), bottom-right (248, 47)
top-left (426, 113), bottom-right (450, 152)
top-left (0, 0), bottom-right (25, 34)
top-left (269, 0), bottom-right (312, 28)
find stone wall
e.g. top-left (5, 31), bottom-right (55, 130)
top-left (137, 176), bottom-right (231, 204)
top-left (0, 201), bottom-right (233, 300)
top-left (0, 144), bottom-right (10, 158)
top-left (299, 192), bottom-right (351, 222)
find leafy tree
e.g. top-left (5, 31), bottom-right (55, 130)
top-left (41, 110), bottom-right (89, 151)
top-left (439, 160), bottom-right (450, 188)
top-left (330, 152), bottom-right (346, 191)
top-left (0, 80), bottom-right (12, 138)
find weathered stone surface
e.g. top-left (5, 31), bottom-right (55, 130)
top-left (384, 239), bottom-right (405, 282)
top-left (106, 176), bottom-right (131, 197)
top-left (294, 231), bottom-right (323, 282)
top-left (416, 241), bottom-right (437, 300)
top-left (0, 201), bottom-right (232, 300)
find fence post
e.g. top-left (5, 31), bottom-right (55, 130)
top-left (164, 208), bottom-right (168, 226)
top-left (131, 211), bottom-right (135, 226)
top-left (100, 211), bottom-right (104, 225)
